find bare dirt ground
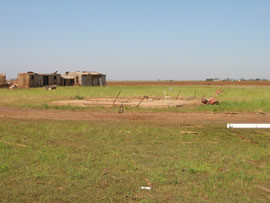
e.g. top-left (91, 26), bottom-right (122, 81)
top-left (0, 107), bottom-right (269, 123)
top-left (51, 98), bottom-right (200, 108)
top-left (107, 81), bottom-right (270, 86)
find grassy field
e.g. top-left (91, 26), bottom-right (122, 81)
top-left (0, 119), bottom-right (269, 202)
top-left (0, 85), bottom-right (270, 112)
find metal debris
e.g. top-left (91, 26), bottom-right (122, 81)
top-left (118, 104), bottom-right (124, 113)
top-left (201, 90), bottom-right (223, 105)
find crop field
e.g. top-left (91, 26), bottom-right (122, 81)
top-left (0, 84), bottom-right (270, 202)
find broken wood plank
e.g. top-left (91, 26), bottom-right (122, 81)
top-left (256, 185), bottom-right (270, 194)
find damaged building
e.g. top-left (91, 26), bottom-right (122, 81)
top-left (0, 73), bottom-right (6, 84)
top-left (63, 71), bottom-right (106, 86)
top-left (17, 71), bottom-right (106, 88)
top-left (0, 73), bottom-right (9, 88)
top-left (61, 75), bottom-right (75, 86)
top-left (17, 72), bottom-right (62, 88)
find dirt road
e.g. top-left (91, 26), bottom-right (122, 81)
top-left (0, 107), bottom-right (269, 123)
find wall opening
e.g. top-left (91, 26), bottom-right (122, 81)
top-left (43, 76), bottom-right (49, 85)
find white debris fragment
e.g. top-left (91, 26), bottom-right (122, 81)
top-left (141, 186), bottom-right (151, 190)
top-left (227, 124), bottom-right (270, 129)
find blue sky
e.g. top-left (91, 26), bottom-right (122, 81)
top-left (0, 0), bottom-right (269, 80)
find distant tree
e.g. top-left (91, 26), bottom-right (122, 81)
top-left (206, 78), bottom-right (214, 81)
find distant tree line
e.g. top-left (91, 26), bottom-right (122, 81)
top-left (206, 78), bottom-right (268, 81)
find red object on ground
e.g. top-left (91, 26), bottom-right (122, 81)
top-left (201, 97), bottom-right (208, 104)
top-left (201, 90), bottom-right (223, 105)
top-left (216, 90), bottom-right (223, 95)
top-left (208, 98), bottom-right (219, 105)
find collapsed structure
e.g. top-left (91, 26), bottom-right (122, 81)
top-left (0, 73), bottom-right (9, 88)
top-left (17, 72), bottom-right (62, 88)
top-left (0, 73), bottom-right (6, 84)
top-left (17, 71), bottom-right (106, 88)
top-left (63, 71), bottom-right (106, 86)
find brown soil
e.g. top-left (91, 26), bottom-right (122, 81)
top-left (51, 98), bottom-right (200, 108)
top-left (0, 107), bottom-right (269, 124)
top-left (107, 81), bottom-right (270, 86)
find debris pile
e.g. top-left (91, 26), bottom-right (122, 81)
top-left (44, 85), bottom-right (57, 90)
top-left (201, 90), bottom-right (223, 105)
top-left (9, 80), bottom-right (18, 89)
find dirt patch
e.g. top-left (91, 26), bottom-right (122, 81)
top-left (51, 98), bottom-right (200, 108)
top-left (107, 81), bottom-right (270, 86)
top-left (0, 107), bottom-right (269, 124)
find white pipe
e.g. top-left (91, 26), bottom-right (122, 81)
top-left (227, 124), bottom-right (270, 129)
top-left (141, 187), bottom-right (151, 190)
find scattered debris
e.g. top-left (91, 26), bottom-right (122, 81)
top-left (176, 104), bottom-right (184, 107)
top-left (52, 98), bottom-right (199, 108)
top-left (118, 104), bottom-right (124, 113)
top-left (9, 84), bottom-right (18, 89)
top-left (201, 97), bottom-right (219, 105)
top-left (225, 112), bottom-right (238, 115)
top-left (176, 89), bottom-right (182, 99)
top-left (179, 141), bottom-right (219, 144)
top-left (141, 186), bottom-right (151, 190)
top-left (136, 96), bottom-right (149, 107)
top-left (232, 133), bottom-right (255, 143)
top-left (194, 125), bottom-right (204, 128)
top-left (113, 91), bottom-right (122, 106)
top-left (201, 89), bottom-right (223, 105)
top-left (45, 85), bottom-right (57, 90)
top-left (256, 185), bottom-right (270, 193)
top-left (1, 141), bottom-right (27, 148)
top-left (256, 110), bottom-right (266, 115)
top-left (228, 124), bottom-right (270, 129)
top-left (145, 178), bottom-right (152, 186)
top-left (179, 131), bottom-right (200, 135)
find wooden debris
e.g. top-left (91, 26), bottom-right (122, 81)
top-left (179, 131), bottom-right (200, 135)
top-left (256, 185), bottom-right (270, 193)
top-left (136, 96), bottom-right (149, 107)
top-left (118, 104), bottom-right (124, 113)
top-left (256, 111), bottom-right (266, 115)
top-left (176, 104), bottom-right (184, 107)
top-left (113, 91), bottom-right (121, 105)
top-left (179, 141), bottom-right (219, 144)
top-left (194, 125), bottom-right (204, 128)
top-left (1, 141), bottom-right (27, 148)
top-left (45, 85), bottom-right (57, 90)
top-left (145, 178), bottom-right (152, 186)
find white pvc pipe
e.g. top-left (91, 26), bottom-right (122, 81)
top-left (227, 124), bottom-right (270, 129)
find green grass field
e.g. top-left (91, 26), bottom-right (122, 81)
top-left (1, 85), bottom-right (270, 201)
top-left (0, 85), bottom-right (270, 112)
top-left (0, 119), bottom-right (270, 202)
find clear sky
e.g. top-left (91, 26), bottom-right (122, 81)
top-left (0, 0), bottom-right (269, 80)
